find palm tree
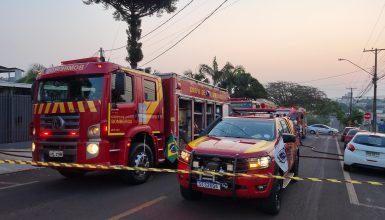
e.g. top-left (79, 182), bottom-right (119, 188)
top-left (183, 70), bottom-right (210, 83)
top-left (199, 57), bottom-right (223, 86)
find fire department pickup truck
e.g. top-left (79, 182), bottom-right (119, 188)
top-left (177, 112), bottom-right (299, 214)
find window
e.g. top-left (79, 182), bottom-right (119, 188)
top-left (38, 75), bottom-right (103, 102)
top-left (144, 80), bottom-right (156, 101)
top-left (280, 120), bottom-right (289, 133)
top-left (112, 73), bottom-right (133, 103)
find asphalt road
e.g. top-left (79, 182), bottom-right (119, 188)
top-left (0, 135), bottom-right (385, 220)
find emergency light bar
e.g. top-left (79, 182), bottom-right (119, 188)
top-left (61, 57), bottom-right (101, 65)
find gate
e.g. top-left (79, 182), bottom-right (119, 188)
top-left (0, 95), bottom-right (32, 144)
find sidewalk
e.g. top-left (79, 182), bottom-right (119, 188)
top-left (0, 141), bottom-right (38, 175)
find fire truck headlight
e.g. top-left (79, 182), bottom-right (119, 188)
top-left (88, 124), bottom-right (100, 138)
top-left (248, 156), bottom-right (271, 169)
top-left (32, 142), bottom-right (36, 152)
top-left (86, 143), bottom-right (99, 159)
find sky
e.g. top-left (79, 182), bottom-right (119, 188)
top-left (1, 0), bottom-right (385, 99)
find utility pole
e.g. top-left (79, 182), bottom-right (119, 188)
top-left (363, 48), bottom-right (385, 132)
top-left (346, 87), bottom-right (356, 117)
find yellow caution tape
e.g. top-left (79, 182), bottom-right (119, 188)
top-left (0, 159), bottom-right (383, 186)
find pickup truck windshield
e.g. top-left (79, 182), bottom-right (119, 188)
top-left (208, 118), bottom-right (275, 141)
top-left (37, 75), bottom-right (103, 102)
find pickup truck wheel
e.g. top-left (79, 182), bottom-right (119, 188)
top-left (58, 169), bottom-right (86, 179)
top-left (259, 169), bottom-right (283, 214)
top-left (291, 150), bottom-right (300, 182)
top-left (120, 142), bottom-right (153, 185)
top-left (180, 185), bottom-right (202, 200)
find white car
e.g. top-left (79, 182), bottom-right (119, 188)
top-left (307, 124), bottom-right (338, 135)
top-left (343, 132), bottom-right (385, 171)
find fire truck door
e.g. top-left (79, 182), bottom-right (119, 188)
top-left (139, 77), bottom-right (163, 134)
top-left (109, 72), bottom-right (138, 136)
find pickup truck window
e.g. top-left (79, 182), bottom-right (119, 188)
top-left (208, 118), bottom-right (275, 141)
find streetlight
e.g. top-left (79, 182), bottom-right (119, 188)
top-left (338, 58), bottom-right (377, 132)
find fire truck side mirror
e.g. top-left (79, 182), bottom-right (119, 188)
top-left (114, 72), bottom-right (126, 96)
top-left (31, 81), bottom-right (37, 102)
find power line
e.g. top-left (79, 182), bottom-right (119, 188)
top-left (141, 0), bottom-right (195, 40)
top-left (139, 0), bottom-right (229, 67)
top-left (104, 0), bottom-right (196, 52)
top-left (364, 3), bottom-right (385, 48)
top-left (298, 69), bottom-right (364, 84)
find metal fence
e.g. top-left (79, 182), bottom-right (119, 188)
top-left (0, 95), bottom-right (32, 144)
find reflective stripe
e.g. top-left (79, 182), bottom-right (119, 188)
top-left (67, 102), bottom-right (75, 113)
top-left (87, 101), bottom-right (96, 112)
top-left (44, 103), bottom-right (52, 114)
top-left (77, 101), bottom-right (85, 113)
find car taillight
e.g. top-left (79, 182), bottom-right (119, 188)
top-left (347, 143), bottom-right (355, 152)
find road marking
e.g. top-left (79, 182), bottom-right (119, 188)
top-left (0, 181), bottom-right (39, 190)
top-left (336, 137), bottom-right (385, 210)
top-left (335, 138), bottom-right (359, 205)
top-left (108, 196), bottom-right (167, 220)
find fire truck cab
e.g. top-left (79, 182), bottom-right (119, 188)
top-left (31, 57), bottom-right (229, 183)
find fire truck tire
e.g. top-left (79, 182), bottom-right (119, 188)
top-left (180, 185), bottom-right (202, 200)
top-left (120, 142), bottom-right (153, 185)
top-left (58, 169), bottom-right (86, 179)
top-left (259, 168), bottom-right (282, 215)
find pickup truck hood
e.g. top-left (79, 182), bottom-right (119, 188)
top-left (187, 136), bottom-right (274, 156)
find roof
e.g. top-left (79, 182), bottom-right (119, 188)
top-left (0, 81), bottom-right (31, 89)
top-left (0, 66), bottom-right (24, 73)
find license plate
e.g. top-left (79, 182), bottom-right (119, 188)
top-left (49, 150), bottom-right (63, 158)
top-left (366, 151), bottom-right (380, 158)
top-left (197, 180), bottom-right (221, 190)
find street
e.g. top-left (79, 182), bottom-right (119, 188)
top-left (1, 135), bottom-right (385, 220)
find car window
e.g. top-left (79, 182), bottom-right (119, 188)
top-left (353, 134), bottom-right (385, 148)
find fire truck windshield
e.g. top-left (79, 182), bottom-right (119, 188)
top-left (37, 75), bottom-right (103, 102)
top-left (208, 118), bottom-right (275, 141)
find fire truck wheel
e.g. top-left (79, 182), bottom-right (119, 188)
top-left (58, 169), bottom-right (86, 179)
top-left (180, 185), bottom-right (202, 200)
top-left (120, 142), bottom-right (153, 185)
top-left (259, 168), bottom-right (282, 215)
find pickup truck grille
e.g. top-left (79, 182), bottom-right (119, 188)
top-left (191, 154), bottom-right (248, 173)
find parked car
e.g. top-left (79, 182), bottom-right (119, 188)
top-left (177, 115), bottom-right (299, 214)
top-left (344, 129), bottom-right (366, 149)
top-left (343, 132), bottom-right (385, 171)
top-left (341, 127), bottom-right (355, 142)
top-left (307, 124), bottom-right (339, 135)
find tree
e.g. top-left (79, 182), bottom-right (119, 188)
top-left (16, 64), bottom-right (45, 84)
top-left (199, 57), bottom-right (224, 86)
top-left (183, 70), bottom-right (210, 83)
top-left (83, 0), bottom-right (178, 69)
top-left (232, 72), bottom-right (267, 99)
top-left (266, 81), bottom-right (328, 113)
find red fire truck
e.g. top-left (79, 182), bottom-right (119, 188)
top-left (31, 57), bottom-right (229, 183)
top-left (276, 107), bottom-right (307, 139)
